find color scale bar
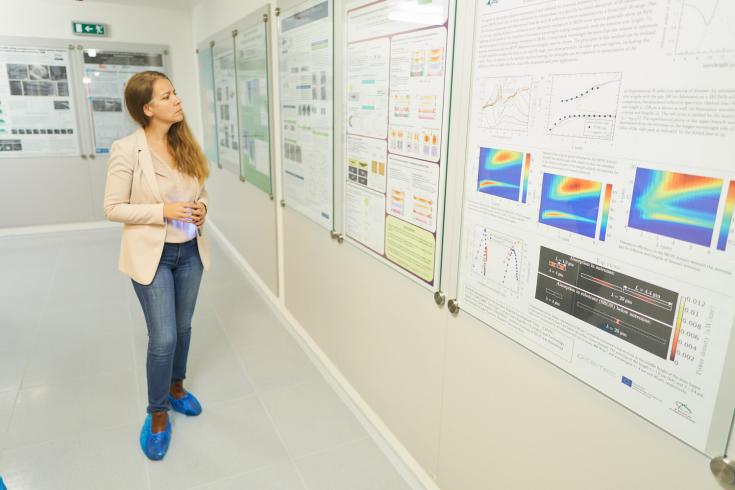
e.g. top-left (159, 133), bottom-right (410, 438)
top-left (520, 153), bottom-right (531, 203)
top-left (599, 184), bottom-right (613, 241)
top-left (717, 180), bottom-right (735, 251)
top-left (670, 299), bottom-right (686, 361)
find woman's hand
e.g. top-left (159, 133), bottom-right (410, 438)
top-left (191, 201), bottom-right (207, 228)
top-left (163, 201), bottom-right (196, 222)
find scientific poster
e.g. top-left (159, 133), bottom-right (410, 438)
top-left (197, 46), bottom-right (218, 166)
top-left (344, 0), bottom-right (453, 287)
top-left (457, 0), bottom-right (735, 454)
top-left (0, 45), bottom-right (79, 156)
top-left (279, 0), bottom-right (333, 229)
top-left (213, 42), bottom-right (240, 175)
top-left (83, 50), bottom-right (165, 154)
top-left (236, 21), bottom-right (272, 193)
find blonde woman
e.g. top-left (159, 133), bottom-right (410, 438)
top-left (104, 71), bottom-right (210, 460)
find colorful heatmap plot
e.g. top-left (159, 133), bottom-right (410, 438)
top-left (477, 147), bottom-right (524, 201)
top-left (538, 173), bottom-right (602, 238)
top-left (717, 181), bottom-right (735, 251)
top-left (599, 184), bottom-right (613, 241)
top-left (521, 154), bottom-right (530, 203)
top-left (628, 168), bottom-right (723, 247)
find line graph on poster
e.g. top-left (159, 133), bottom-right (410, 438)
top-left (476, 75), bottom-right (532, 133)
top-left (547, 72), bottom-right (622, 141)
top-left (669, 0), bottom-right (735, 57)
top-left (470, 226), bottom-right (524, 295)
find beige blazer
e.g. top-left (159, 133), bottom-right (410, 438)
top-left (103, 128), bottom-right (210, 285)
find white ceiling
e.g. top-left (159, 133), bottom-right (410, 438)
top-left (70, 0), bottom-right (201, 10)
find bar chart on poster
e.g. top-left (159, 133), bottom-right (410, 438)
top-left (456, 0), bottom-right (735, 454)
top-left (343, 0), bottom-right (455, 288)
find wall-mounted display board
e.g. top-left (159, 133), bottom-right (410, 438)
top-left (235, 15), bottom-right (272, 193)
top-left (197, 44), bottom-right (218, 166)
top-left (82, 49), bottom-right (166, 154)
top-left (278, 0), bottom-right (333, 230)
top-left (342, 0), bottom-right (455, 288)
top-left (212, 33), bottom-right (240, 175)
top-left (455, 0), bottom-right (735, 455)
top-left (0, 44), bottom-right (80, 156)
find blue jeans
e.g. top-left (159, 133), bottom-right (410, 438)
top-left (132, 239), bottom-right (203, 413)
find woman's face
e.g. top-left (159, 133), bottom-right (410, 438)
top-left (144, 78), bottom-right (183, 125)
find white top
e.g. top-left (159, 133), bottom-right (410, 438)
top-left (151, 151), bottom-right (198, 243)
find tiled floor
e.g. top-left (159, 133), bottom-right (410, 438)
top-left (0, 227), bottom-right (413, 490)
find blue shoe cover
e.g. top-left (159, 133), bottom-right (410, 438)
top-left (169, 392), bottom-right (202, 416)
top-left (139, 414), bottom-right (171, 461)
top-left (0, 476), bottom-right (6, 490)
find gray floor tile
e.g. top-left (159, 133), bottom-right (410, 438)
top-left (294, 438), bottom-right (411, 490)
top-left (262, 378), bottom-right (367, 457)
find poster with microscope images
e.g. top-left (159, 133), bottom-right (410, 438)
top-left (279, 0), bottom-right (333, 230)
top-left (213, 43), bottom-right (240, 175)
top-left (83, 50), bottom-right (165, 154)
top-left (456, 0), bottom-right (735, 454)
top-left (343, 0), bottom-right (452, 287)
top-left (0, 45), bottom-right (79, 156)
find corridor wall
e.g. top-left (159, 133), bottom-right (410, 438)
top-left (0, 0), bottom-right (196, 228)
top-left (194, 0), bottom-right (735, 489)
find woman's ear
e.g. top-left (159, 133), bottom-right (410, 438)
top-left (143, 103), bottom-right (153, 118)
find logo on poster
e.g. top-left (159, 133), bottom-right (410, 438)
top-left (670, 401), bottom-right (695, 423)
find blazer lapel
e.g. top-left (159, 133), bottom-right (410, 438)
top-left (134, 128), bottom-right (163, 202)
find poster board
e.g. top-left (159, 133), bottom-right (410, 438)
top-left (455, 0), bottom-right (735, 455)
top-left (235, 10), bottom-right (273, 193)
top-left (212, 32), bottom-right (240, 175)
top-left (197, 42), bottom-right (219, 167)
top-left (278, 0), bottom-right (334, 230)
top-left (342, 0), bottom-right (455, 288)
top-left (81, 46), bottom-right (168, 154)
top-left (0, 44), bottom-right (80, 157)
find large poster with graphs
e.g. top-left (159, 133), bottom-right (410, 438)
top-left (343, 0), bottom-right (455, 288)
top-left (457, 0), bottom-right (735, 454)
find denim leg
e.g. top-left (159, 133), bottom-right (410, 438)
top-left (171, 242), bottom-right (204, 382)
top-left (133, 264), bottom-right (177, 414)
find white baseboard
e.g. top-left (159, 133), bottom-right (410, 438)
top-left (207, 221), bottom-right (439, 490)
top-left (0, 220), bottom-right (118, 238)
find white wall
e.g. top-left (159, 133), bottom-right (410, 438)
top-left (0, 0), bottom-right (197, 228)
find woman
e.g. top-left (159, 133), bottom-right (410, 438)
top-left (103, 71), bottom-right (210, 461)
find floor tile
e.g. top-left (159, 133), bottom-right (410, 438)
top-left (192, 461), bottom-right (306, 490)
top-left (6, 369), bottom-right (139, 449)
top-left (294, 438), bottom-right (411, 490)
top-left (146, 396), bottom-right (289, 490)
top-left (0, 389), bottom-right (18, 451)
top-left (235, 330), bottom-right (321, 393)
top-left (22, 330), bottom-right (134, 388)
top-left (261, 378), bottom-right (367, 457)
top-left (0, 424), bottom-right (149, 490)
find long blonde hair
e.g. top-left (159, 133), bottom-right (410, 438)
top-left (124, 71), bottom-right (210, 184)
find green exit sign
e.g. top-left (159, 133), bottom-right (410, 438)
top-left (72, 21), bottom-right (107, 37)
